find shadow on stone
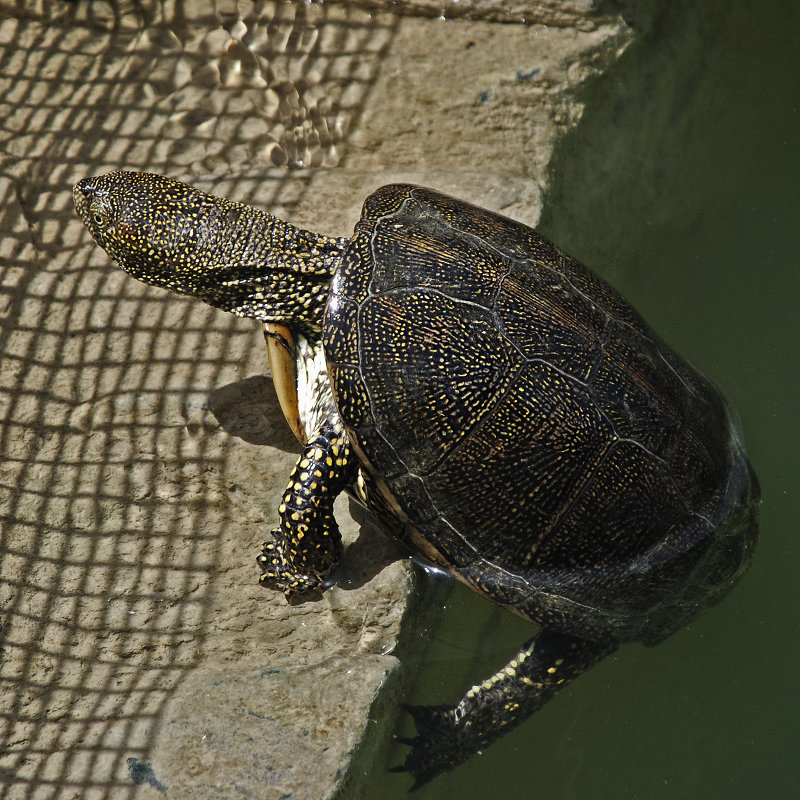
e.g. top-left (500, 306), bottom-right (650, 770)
top-left (336, 501), bottom-right (410, 593)
top-left (206, 374), bottom-right (298, 452)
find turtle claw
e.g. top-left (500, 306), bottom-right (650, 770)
top-left (405, 702), bottom-right (451, 729)
top-left (256, 536), bottom-right (324, 597)
top-left (393, 704), bottom-right (469, 790)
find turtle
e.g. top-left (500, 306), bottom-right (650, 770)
top-left (73, 172), bottom-right (760, 787)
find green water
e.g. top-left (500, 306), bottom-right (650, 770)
top-left (362, 0), bottom-right (800, 797)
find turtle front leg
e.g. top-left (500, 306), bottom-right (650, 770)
top-left (257, 421), bottom-right (354, 597)
top-left (395, 628), bottom-right (618, 789)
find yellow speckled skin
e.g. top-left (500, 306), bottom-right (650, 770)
top-left (74, 174), bottom-right (759, 788)
top-left (74, 172), bottom-right (345, 331)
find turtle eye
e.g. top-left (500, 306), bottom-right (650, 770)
top-left (89, 202), bottom-right (110, 229)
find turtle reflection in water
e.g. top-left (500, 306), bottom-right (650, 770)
top-left (74, 174), bottom-right (759, 787)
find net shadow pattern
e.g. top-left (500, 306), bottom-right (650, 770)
top-left (0, 2), bottom-right (397, 797)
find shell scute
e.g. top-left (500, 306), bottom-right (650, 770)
top-left (366, 204), bottom-right (508, 307)
top-left (420, 360), bottom-right (612, 565)
top-left (322, 291), bottom-right (359, 367)
top-left (562, 251), bottom-right (651, 335)
top-left (408, 186), bottom-right (562, 265)
top-left (590, 321), bottom-right (687, 455)
top-left (355, 291), bottom-right (519, 475)
top-left (497, 262), bottom-right (607, 381)
top-left (533, 441), bottom-right (684, 571)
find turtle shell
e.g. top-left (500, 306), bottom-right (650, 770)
top-left (323, 184), bottom-right (758, 644)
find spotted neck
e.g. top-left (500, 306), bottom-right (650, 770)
top-left (74, 171), bottom-right (348, 333)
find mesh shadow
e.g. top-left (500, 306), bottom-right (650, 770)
top-left (0, 2), bottom-right (398, 796)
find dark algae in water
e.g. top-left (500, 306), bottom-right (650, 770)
top-left (74, 173), bottom-right (760, 788)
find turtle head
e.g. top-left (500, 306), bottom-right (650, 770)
top-left (74, 171), bottom-right (345, 332)
top-left (74, 171), bottom-right (216, 295)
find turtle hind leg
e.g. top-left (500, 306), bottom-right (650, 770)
top-left (257, 421), bottom-right (354, 598)
top-left (394, 628), bottom-right (618, 789)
